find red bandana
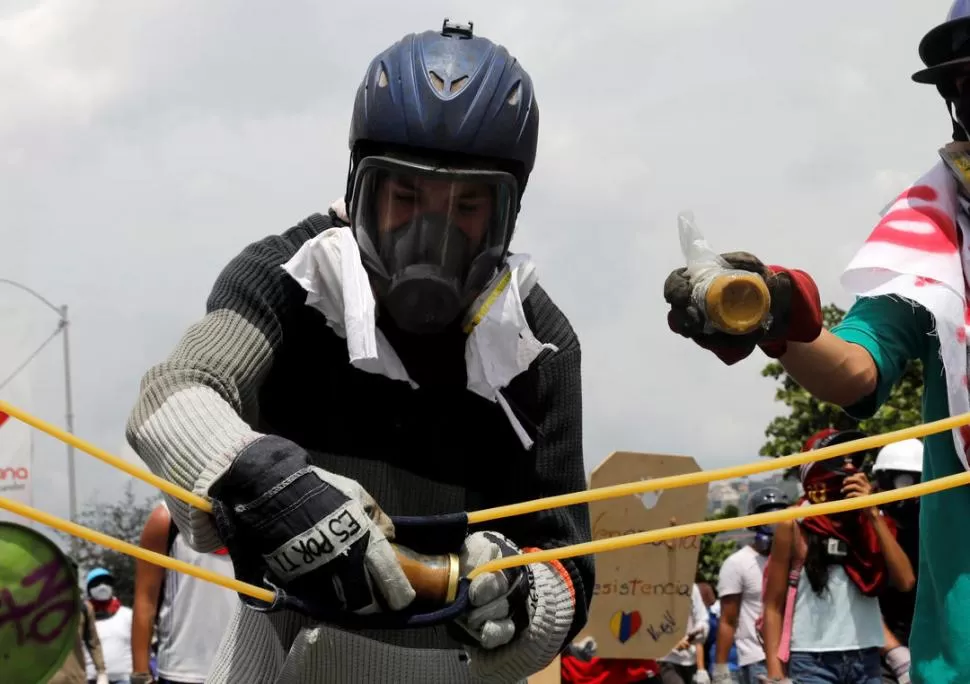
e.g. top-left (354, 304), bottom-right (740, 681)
top-left (799, 459), bottom-right (893, 596)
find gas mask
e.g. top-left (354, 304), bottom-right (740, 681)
top-left (89, 583), bottom-right (114, 601)
top-left (350, 155), bottom-right (517, 335)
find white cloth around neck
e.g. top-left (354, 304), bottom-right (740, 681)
top-left (281, 207), bottom-right (556, 449)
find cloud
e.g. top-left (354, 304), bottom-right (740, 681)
top-left (0, 0), bottom-right (954, 525)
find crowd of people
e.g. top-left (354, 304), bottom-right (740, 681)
top-left (560, 436), bottom-right (925, 684)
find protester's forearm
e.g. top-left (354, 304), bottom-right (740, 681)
top-left (779, 331), bottom-right (877, 406)
top-left (762, 606), bottom-right (786, 678)
top-left (715, 619), bottom-right (736, 664)
top-left (868, 511), bottom-right (915, 591)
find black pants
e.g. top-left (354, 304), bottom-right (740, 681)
top-left (660, 662), bottom-right (697, 684)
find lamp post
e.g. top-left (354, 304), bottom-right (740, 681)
top-left (0, 279), bottom-right (76, 543)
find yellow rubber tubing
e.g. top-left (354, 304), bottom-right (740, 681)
top-left (0, 495), bottom-right (274, 603)
top-left (0, 400), bottom-right (214, 513)
top-left (3, 399), bottom-right (969, 525)
top-left (467, 410), bottom-right (970, 524)
top-left (468, 469), bottom-right (970, 579)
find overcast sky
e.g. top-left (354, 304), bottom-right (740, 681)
top-left (0, 0), bottom-right (953, 523)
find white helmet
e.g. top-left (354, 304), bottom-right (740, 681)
top-left (873, 439), bottom-right (923, 474)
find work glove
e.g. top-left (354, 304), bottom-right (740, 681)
top-left (564, 636), bottom-right (597, 662)
top-left (693, 669), bottom-right (711, 684)
top-left (885, 645), bottom-right (912, 684)
top-left (96, 674), bottom-right (111, 684)
top-left (664, 252), bottom-right (822, 365)
top-left (209, 435), bottom-right (415, 616)
top-left (712, 663), bottom-right (733, 684)
top-left (456, 531), bottom-right (576, 683)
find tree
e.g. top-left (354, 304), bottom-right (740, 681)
top-left (696, 505), bottom-right (739, 585)
top-left (759, 304), bottom-right (924, 470)
top-left (68, 482), bottom-right (158, 605)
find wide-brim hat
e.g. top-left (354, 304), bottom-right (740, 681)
top-left (913, 13), bottom-right (970, 86)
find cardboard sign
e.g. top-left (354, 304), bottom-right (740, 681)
top-left (576, 451), bottom-right (708, 660)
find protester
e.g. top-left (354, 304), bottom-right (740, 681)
top-left (759, 430), bottom-right (915, 684)
top-left (696, 582), bottom-right (738, 682)
top-left (713, 487), bottom-right (789, 684)
top-left (130, 501), bottom-right (237, 684)
top-left (125, 18), bottom-right (592, 683)
top-left (84, 567), bottom-right (133, 684)
top-left (49, 559), bottom-right (109, 684)
top-left (872, 439), bottom-right (923, 684)
top-left (663, 6), bottom-right (970, 680)
top-left (657, 583), bottom-right (710, 684)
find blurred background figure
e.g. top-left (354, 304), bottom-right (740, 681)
top-left (873, 439), bottom-right (923, 684)
top-left (84, 567), bottom-right (133, 684)
top-left (49, 559), bottom-right (109, 684)
top-left (130, 501), bottom-right (237, 684)
top-left (657, 583), bottom-right (710, 684)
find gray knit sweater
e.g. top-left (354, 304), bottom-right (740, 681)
top-left (126, 212), bottom-right (593, 683)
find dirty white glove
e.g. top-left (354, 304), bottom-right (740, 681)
top-left (885, 645), bottom-right (911, 684)
top-left (457, 531), bottom-right (575, 683)
top-left (693, 669), bottom-right (711, 684)
top-left (712, 663), bottom-right (733, 684)
top-left (96, 674), bottom-right (110, 684)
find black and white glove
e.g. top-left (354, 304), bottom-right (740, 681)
top-left (457, 531), bottom-right (576, 683)
top-left (209, 435), bottom-right (415, 616)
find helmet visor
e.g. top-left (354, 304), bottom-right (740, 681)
top-left (351, 155), bottom-right (517, 306)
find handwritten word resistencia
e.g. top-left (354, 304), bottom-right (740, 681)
top-left (593, 579), bottom-right (692, 597)
top-left (0, 559), bottom-right (75, 646)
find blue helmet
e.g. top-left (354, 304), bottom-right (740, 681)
top-left (347, 19), bottom-right (538, 210)
top-left (343, 20), bottom-right (541, 335)
top-left (85, 567), bottom-right (112, 586)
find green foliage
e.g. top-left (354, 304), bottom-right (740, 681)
top-left (68, 482), bottom-right (157, 605)
top-left (759, 304), bottom-right (924, 471)
top-left (696, 505), bottom-right (739, 584)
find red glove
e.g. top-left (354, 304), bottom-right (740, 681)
top-left (664, 252), bottom-right (822, 365)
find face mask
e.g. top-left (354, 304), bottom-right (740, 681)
top-left (750, 524), bottom-right (776, 555)
top-left (379, 213), bottom-right (472, 335)
top-left (89, 584), bottom-right (113, 601)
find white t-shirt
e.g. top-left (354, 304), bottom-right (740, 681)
top-left (84, 605), bottom-right (133, 680)
top-left (716, 545), bottom-right (768, 667)
top-left (658, 584), bottom-right (710, 667)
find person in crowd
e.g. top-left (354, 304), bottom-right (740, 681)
top-left (761, 430), bottom-right (915, 684)
top-left (657, 583), bottom-right (710, 684)
top-left (713, 487), bottom-right (790, 684)
top-left (84, 567), bottom-right (133, 684)
top-left (130, 501), bottom-right (238, 684)
top-left (49, 558), bottom-right (109, 684)
top-left (696, 582), bottom-right (738, 681)
top-left (872, 439), bottom-right (923, 684)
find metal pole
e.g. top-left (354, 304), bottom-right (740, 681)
top-left (61, 305), bottom-right (78, 555)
